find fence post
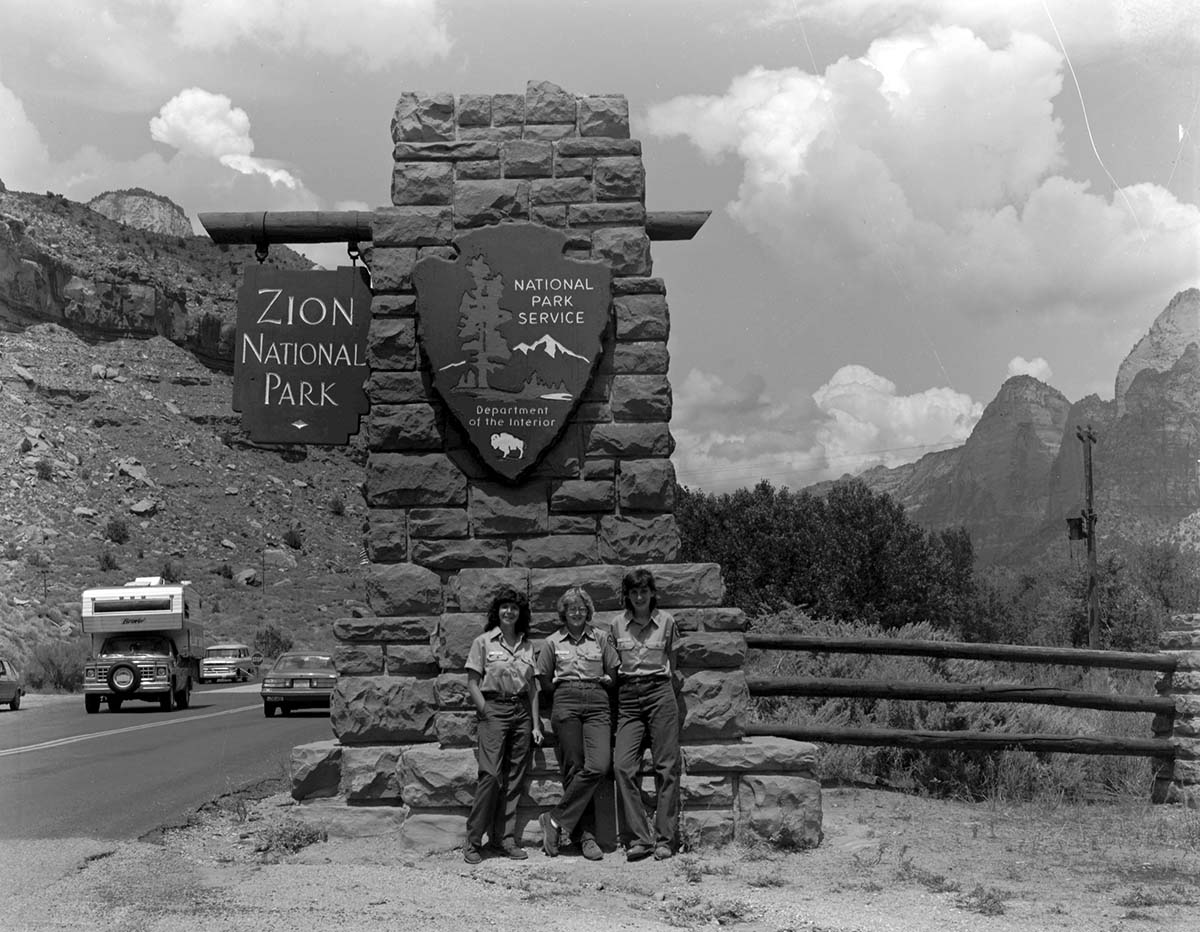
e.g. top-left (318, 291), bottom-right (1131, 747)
top-left (1152, 612), bottom-right (1200, 807)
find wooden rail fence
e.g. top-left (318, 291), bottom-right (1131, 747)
top-left (743, 633), bottom-right (1179, 760)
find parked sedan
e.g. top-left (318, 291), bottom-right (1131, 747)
top-left (0, 657), bottom-right (25, 710)
top-left (261, 652), bottom-right (336, 717)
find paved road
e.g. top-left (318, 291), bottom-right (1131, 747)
top-left (0, 684), bottom-right (332, 840)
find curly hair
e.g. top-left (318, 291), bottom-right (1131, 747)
top-left (485, 586), bottom-right (532, 635)
top-left (621, 567), bottom-right (657, 613)
top-left (556, 586), bottom-right (595, 625)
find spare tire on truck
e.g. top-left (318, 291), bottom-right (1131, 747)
top-left (107, 662), bottom-right (141, 695)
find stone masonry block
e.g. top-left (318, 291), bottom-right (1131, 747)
top-left (334, 616), bottom-right (439, 644)
top-left (392, 161), bottom-right (454, 206)
top-left (434, 711), bottom-right (478, 748)
top-left (592, 227), bottom-right (651, 276)
top-left (450, 567), bottom-right (531, 612)
top-left (509, 535), bottom-right (599, 568)
top-left (646, 563), bottom-right (725, 607)
top-left (491, 93), bottom-right (525, 125)
top-left (611, 375), bottom-right (672, 422)
top-left (435, 672), bottom-right (471, 709)
top-left (525, 80), bottom-right (576, 123)
top-left (392, 92), bottom-right (455, 142)
top-left (555, 155), bottom-right (593, 178)
top-left (587, 422), bottom-right (674, 458)
top-left (679, 670), bottom-right (750, 740)
top-left (736, 775), bottom-right (823, 848)
top-left (550, 514), bottom-right (596, 534)
top-left (683, 737), bottom-right (820, 775)
top-left (408, 508), bottom-right (469, 539)
top-left (618, 458), bottom-right (676, 511)
top-left (393, 141), bottom-right (500, 161)
top-left (372, 207), bottom-right (453, 246)
top-left (434, 613), bottom-right (489, 669)
top-left (331, 675), bottom-right (438, 744)
top-left (398, 745), bottom-right (478, 806)
top-left (366, 561), bottom-right (444, 615)
top-left (371, 294), bottom-right (417, 317)
top-left (671, 607), bottom-right (750, 632)
top-left (367, 403), bottom-right (441, 451)
top-left (557, 139), bottom-right (642, 158)
top-left (531, 205), bottom-right (567, 227)
top-left (568, 202), bottom-right (645, 227)
top-left (366, 370), bottom-right (426, 404)
top-left (594, 157), bottom-right (645, 201)
top-left (367, 317), bottom-right (417, 370)
top-left (454, 180), bottom-right (530, 227)
top-left (682, 810), bottom-right (735, 847)
top-left (470, 481), bottom-right (550, 535)
top-left (290, 740), bottom-right (342, 800)
top-left (614, 294), bottom-right (669, 341)
top-left (532, 177), bottom-right (593, 205)
top-left (365, 511), bottom-right (407, 563)
top-left (458, 159), bottom-right (501, 180)
top-left (340, 745), bottom-right (402, 801)
top-left (525, 124), bottom-right (581, 142)
top-left (335, 645), bottom-right (384, 676)
top-left (411, 539), bottom-right (509, 570)
top-left (598, 516), bottom-right (680, 564)
top-left (386, 643), bottom-right (439, 674)
top-left (364, 247), bottom-right (418, 292)
top-left (550, 479), bottom-right (614, 512)
top-left (458, 93), bottom-right (491, 126)
top-left (677, 633), bottom-right (748, 669)
top-left (682, 775), bottom-right (734, 807)
top-left (578, 95), bottom-right (630, 138)
top-left (530, 565), bottom-right (625, 611)
top-left (366, 452), bottom-right (467, 508)
top-left (501, 140), bottom-right (553, 177)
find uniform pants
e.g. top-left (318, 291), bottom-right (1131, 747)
top-left (466, 697), bottom-right (532, 847)
top-left (549, 680), bottom-right (612, 841)
top-left (613, 677), bottom-right (680, 849)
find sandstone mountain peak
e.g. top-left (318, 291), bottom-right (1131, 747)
top-left (1115, 287), bottom-right (1199, 416)
top-left (87, 187), bottom-right (194, 238)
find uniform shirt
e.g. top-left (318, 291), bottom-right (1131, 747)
top-left (465, 628), bottom-right (536, 697)
top-left (536, 625), bottom-right (619, 685)
top-left (611, 609), bottom-right (678, 679)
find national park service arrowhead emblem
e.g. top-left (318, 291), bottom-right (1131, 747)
top-left (413, 223), bottom-right (611, 481)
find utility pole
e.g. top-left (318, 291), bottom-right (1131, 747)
top-left (1077, 425), bottom-right (1100, 649)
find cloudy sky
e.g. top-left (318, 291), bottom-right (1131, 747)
top-left (1, 1), bottom-right (1196, 492)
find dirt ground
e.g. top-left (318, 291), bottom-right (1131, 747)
top-left (8, 783), bottom-right (1199, 932)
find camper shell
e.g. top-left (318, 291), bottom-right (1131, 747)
top-left (81, 576), bottom-right (204, 713)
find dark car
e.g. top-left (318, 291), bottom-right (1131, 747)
top-left (0, 657), bottom-right (24, 710)
top-left (260, 652), bottom-right (336, 717)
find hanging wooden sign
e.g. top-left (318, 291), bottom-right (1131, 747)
top-left (233, 265), bottom-right (372, 445)
top-left (413, 223), bottom-right (612, 480)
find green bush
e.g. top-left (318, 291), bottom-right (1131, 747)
top-left (98, 550), bottom-right (119, 571)
top-left (104, 517), bottom-right (130, 544)
top-left (35, 458), bottom-right (53, 480)
top-left (329, 496), bottom-right (346, 517)
top-left (282, 527), bottom-right (304, 550)
top-left (26, 639), bottom-right (90, 692)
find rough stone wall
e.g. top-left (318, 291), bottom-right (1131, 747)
top-left (292, 82), bottom-right (822, 851)
top-left (1153, 612), bottom-right (1200, 808)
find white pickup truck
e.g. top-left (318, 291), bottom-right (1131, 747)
top-left (80, 576), bottom-right (205, 713)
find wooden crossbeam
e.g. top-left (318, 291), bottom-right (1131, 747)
top-left (198, 209), bottom-right (709, 245)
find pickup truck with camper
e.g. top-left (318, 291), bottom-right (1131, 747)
top-left (81, 576), bottom-right (205, 713)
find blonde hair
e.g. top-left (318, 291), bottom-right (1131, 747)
top-left (556, 587), bottom-right (595, 624)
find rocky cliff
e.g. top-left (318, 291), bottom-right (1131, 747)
top-left (87, 188), bottom-right (194, 238)
top-left (1115, 288), bottom-right (1200, 416)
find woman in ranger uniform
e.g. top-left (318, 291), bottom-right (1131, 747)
top-left (611, 568), bottom-right (681, 861)
top-left (463, 587), bottom-right (543, 864)
top-left (536, 586), bottom-right (619, 861)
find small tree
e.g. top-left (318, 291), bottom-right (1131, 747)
top-left (254, 624), bottom-right (293, 660)
top-left (104, 517), bottom-right (130, 544)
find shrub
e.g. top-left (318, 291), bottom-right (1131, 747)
top-left (26, 639), bottom-right (90, 692)
top-left (35, 458), bottom-right (53, 480)
top-left (104, 517), bottom-right (130, 544)
top-left (160, 559), bottom-right (182, 583)
top-left (282, 527), bottom-right (304, 550)
top-left (253, 624), bottom-right (293, 659)
top-left (2, 541), bottom-right (19, 560)
top-left (25, 550), bottom-right (49, 569)
top-left (98, 550), bottom-right (119, 571)
top-left (329, 496), bottom-right (346, 517)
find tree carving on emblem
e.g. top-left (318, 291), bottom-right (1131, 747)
top-left (455, 256), bottom-right (511, 390)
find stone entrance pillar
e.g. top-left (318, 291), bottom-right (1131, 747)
top-left (289, 81), bottom-right (822, 852)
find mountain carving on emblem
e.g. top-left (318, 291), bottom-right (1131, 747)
top-left (512, 334), bottom-right (589, 362)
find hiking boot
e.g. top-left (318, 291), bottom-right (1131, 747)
top-left (580, 837), bottom-right (604, 861)
top-left (463, 843), bottom-right (483, 865)
top-left (626, 843), bottom-right (653, 862)
top-left (538, 813), bottom-right (559, 857)
top-left (653, 844), bottom-right (673, 860)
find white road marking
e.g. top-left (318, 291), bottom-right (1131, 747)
top-left (0, 704), bottom-right (260, 758)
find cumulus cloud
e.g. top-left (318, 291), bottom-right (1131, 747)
top-left (150, 89), bottom-right (301, 189)
top-left (166, 0), bottom-right (452, 70)
top-left (0, 79), bottom-right (50, 190)
top-left (672, 365), bottom-right (981, 492)
top-left (646, 25), bottom-right (1200, 342)
top-left (1007, 355), bottom-right (1053, 381)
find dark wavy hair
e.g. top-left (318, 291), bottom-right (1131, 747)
top-left (485, 586), bottom-right (532, 635)
top-left (621, 567), bottom-right (657, 613)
